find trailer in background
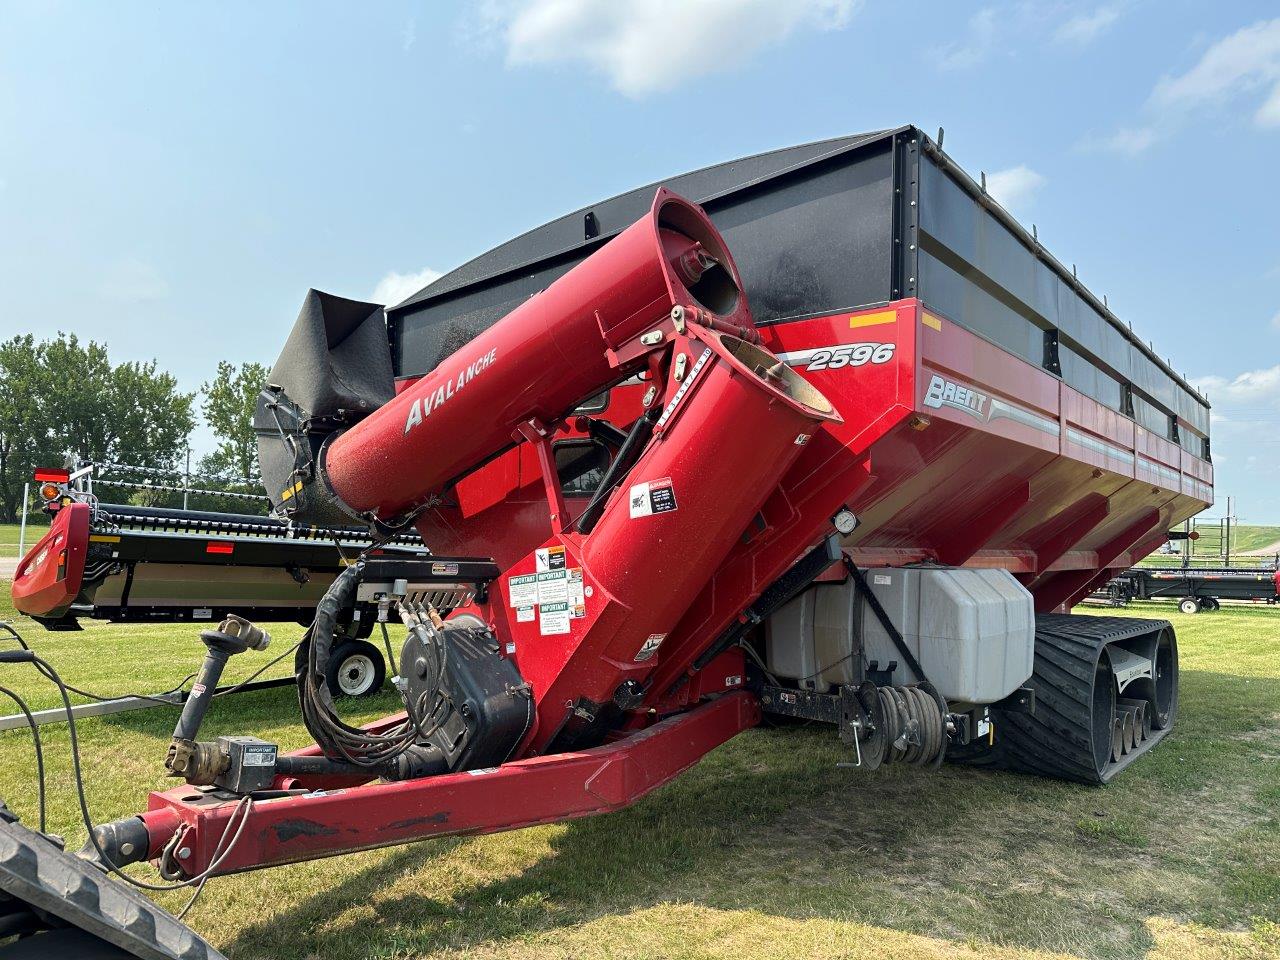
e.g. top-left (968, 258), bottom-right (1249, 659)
top-left (1104, 564), bottom-right (1280, 613)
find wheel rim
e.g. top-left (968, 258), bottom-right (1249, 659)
top-left (338, 654), bottom-right (376, 696)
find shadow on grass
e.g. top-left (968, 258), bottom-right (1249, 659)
top-left (214, 667), bottom-right (1280, 960)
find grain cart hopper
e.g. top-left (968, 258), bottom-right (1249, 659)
top-left (3, 128), bottom-right (1211, 958)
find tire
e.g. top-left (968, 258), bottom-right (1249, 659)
top-left (326, 640), bottom-right (386, 698)
top-left (1201, 597), bottom-right (1220, 611)
top-left (1179, 597), bottom-right (1200, 615)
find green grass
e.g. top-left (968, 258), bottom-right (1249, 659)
top-left (0, 521), bottom-right (45, 559)
top-left (1232, 526), bottom-right (1280, 555)
top-left (1, 589), bottom-right (1278, 959)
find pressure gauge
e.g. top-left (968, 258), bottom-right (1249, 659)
top-left (832, 508), bottom-right (858, 536)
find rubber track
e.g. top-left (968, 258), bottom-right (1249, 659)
top-left (0, 810), bottom-right (225, 960)
top-left (951, 614), bottom-right (1174, 785)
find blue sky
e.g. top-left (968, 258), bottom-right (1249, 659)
top-left (1, 1), bottom-right (1278, 522)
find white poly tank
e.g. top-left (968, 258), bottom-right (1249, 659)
top-left (765, 566), bottom-right (1035, 704)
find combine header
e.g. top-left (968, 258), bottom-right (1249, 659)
top-left (3, 128), bottom-right (1211, 957)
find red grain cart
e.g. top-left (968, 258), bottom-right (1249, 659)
top-left (4, 128), bottom-right (1208, 959)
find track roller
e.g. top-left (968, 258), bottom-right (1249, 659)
top-left (951, 615), bottom-right (1178, 785)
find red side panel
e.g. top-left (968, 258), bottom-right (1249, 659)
top-left (11, 502), bottom-right (90, 619)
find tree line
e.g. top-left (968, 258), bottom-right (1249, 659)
top-left (0, 333), bottom-right (267, 522)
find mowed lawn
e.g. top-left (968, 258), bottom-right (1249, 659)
top-left (0, 585), bottom-right (1277, 960)
top-left (0, 521), bottom-right (42, 559)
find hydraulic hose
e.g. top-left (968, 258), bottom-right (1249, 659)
top-left (575, 408), bottom-right (660, 535)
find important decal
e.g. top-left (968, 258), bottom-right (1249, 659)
top-left (628, 476), bottom-right (678, 519)
top-left (922, 374), bottom-right (989, 419)
top-left (404, 347), bottom-right (498, 434)
top-left (539, 602), bottom-right (571, 635)
top-left (509, 551), bottom-right (589, 627)
top-left (634, 633), bottom-right (665, 662)
top-left (508, 574), bottom-right (537, 608)
top-left (778, 342), bottom-right (895, 372)
top-left (536, 570), bottom-right (569, 605)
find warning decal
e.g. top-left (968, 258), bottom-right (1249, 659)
top-left (568, 568), bottom-right (586, 617)
top-left (628, 476), bottom-right (678, 519)
top-left (535, 546), bottom-right (566, 572)
top-left (634, 633), bottom-right (665, 662)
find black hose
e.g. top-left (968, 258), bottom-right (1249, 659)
top-left (297, 565), bottom-right (438, 768)
top-left (575, 409), bottom-right (659, 535)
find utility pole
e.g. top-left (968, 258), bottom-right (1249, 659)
top-left (183, 445), bottom-right (191, 511)
top-left (1218, 499), bottom-right (1228, 568)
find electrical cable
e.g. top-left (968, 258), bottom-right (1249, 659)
top-left (738, 641), bottom-right (783, 688)
top-left (379, 621), bottom-right (399, 678)
top-left (0, 635), bottom-right (254, 902)
top-left (56, 673), bottom-right (198, 706)
top-left (297, 566), bottom-right (425, 768)
top-left (0, 617), bottom-right (297, 708)
top-left (297, 566), bottom-right (453, 770)
top-left (0, 684), bottom-right (45, 833)
top-left (212, 641), bottom-right (300, 698)
top-left (0, 622), bottom-right (30, 651)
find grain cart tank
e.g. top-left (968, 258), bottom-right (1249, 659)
top-left (4, 127), bottom-right (1210, 958)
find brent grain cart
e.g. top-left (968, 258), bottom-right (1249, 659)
top-left (3, 127), bottom-right (1211, 959)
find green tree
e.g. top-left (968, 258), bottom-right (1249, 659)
top-left (199, 361), bottom-right (268, 483)
top-left (0, 336), bottom-right (60, 521)
top-left (0, 333), bottom-right (195, 521)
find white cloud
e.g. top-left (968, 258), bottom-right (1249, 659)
top-left (936, 7), bottom-right (998, 71)
top-left (1055, 6), bottom-right (1120, 45)
top-left (1271, 311), bottom-right (1280, 331)
top-left (1082, 125), bottom-right (1159, 156)
top-left (984, 165), bottom-right (1046, 214)
top-left (1150, 18), bottom-right (1280, 124)
top-left (372, 267), bottom-right (443, 307)
top-left (1192, 365), bottom-right (1280, 404)
top-left (483, 0), bottom-right (857, 97)
top-left (402, 18), bottom-right (418, 52)
top-left (98, 257), bottom-right (168, 303)
top-left (1088, 18), bottom-right (1280, 154)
